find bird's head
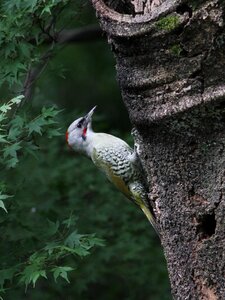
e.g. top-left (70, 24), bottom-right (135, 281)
top-left (66, 106), bottom-right (96, 154)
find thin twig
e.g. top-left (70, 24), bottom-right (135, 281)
top-left (22, 23), bottom-right (103, 102)
top-left (57, 25), bottom-right (103, 44)
top-left (22, 47), bottom-right (53, 101)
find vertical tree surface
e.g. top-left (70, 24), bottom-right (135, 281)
top-left (91, 0), bottom-right (225, 299)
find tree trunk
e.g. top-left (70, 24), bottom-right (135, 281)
top-left (91, 0), bottom-right (225, 299)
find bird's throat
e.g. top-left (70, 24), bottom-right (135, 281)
top-left (82, 127), bottom-right (87, 140)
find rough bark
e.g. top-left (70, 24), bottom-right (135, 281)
top-left (91, 0), bottom-right (225, 299)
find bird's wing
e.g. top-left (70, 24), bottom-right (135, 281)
top-left (91, 144), bottom-right (134, 199)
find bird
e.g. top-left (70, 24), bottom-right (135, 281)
top-left (66, 106), bottom-right (159, 236)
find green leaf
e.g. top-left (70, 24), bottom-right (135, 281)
top-left (63, 245), bottom-right (90, 257)
top-left (4, 43), bottom-right (16, 59)
top-left (88, 235), bottom-right (105, 247)
top-left (0, 104), bottom-right (11, 113)
top-left (0, 182), bottom-right (7, 193)
top-left (27, 118), bottom-right (45, 135)
top-left (0, 194), bottom-right (12, 201)
top-left (8, 126), bottom-right (21, 141)
top-left (29, 0), bottom-right (39, 10)
top-left (41, 5), bottom-right (51, 16)
top-left (62, 214), bottom-right (77, 228)
top-left (28, 252), bottom-right (46, 265)
top-left (41, 107), bottom-right (61, 118)
top-left (64, 231), bottom-right (83, 248)
top-left (19, 265), bottom-right (47, 289)
top-left (31, 270), bottom-right (47, 287)
top-left (0, 201), bottom-right (8, 213)
top-left (0, 114), bottom-right (6, 123)
top-left (44, 242), bottom-right (59, 255)
top-left (5, 157), bottom-right (19, 168)
top-left (0, 193), bottom-right (12, 213)
top-left (3, 142), bottom-right (21, 158)
top-left (0, 134), bottom-right (8, 143)
top-left (10, 95), bottom-right (24, 104)
top-left (19, 43), bottom-right (32, 58)
top-left (10, 115), bottom-right (25, 128)
top-left (52, 266), bottom-right (73, 283)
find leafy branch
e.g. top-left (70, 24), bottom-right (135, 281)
top-left (0, 1), bottom-right (107, 297)
top-left (0, 96), bottom-right (62, 170)
top-left (0, 217), bottom-right (104, 292)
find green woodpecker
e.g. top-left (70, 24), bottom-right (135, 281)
top-left (66, 107), bottom-right (159, 235)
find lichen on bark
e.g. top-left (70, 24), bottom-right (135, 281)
top-left (91, 0), bottom-right (225, 299)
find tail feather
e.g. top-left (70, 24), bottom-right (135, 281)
top-left (128, 182), bottom-right (160, 237)
top-left (140, 204), bottom-right (161, 238)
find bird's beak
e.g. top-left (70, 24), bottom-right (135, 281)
top-left (84, 106), bottom-right (97, 126)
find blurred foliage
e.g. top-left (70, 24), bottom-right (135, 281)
top-left (0, 0), bottom-right (171, 299)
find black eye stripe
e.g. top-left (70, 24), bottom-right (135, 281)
top-left (77, 118), bottom-right (85, 128)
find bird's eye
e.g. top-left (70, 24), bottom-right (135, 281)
top-left (77, 118), bottom-right (85, 128)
